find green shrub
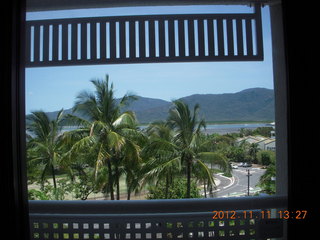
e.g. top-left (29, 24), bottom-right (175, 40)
top-left (257, 150), bottom-right (275, 166)
top-left (147, 178), bottom-right (201, 199)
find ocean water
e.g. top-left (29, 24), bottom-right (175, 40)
top-left (202, 123), bottom-right (271, 134)
top-left (138, 123), bottom-right (272, 135)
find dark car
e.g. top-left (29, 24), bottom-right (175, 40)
top-left (243, 162), bottom-right (252, 167)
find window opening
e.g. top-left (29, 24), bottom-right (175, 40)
top-left (26, 4), bottom-right (277, 202)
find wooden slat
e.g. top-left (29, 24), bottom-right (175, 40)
top-left (52, 23), bottom-right (59, 61)
top-left (109, 21), bottom-right (116, 59)
top-left (33, 24), bottom-right (40, 63)
top-left (245, 18), bottom-right (253, 56)
top-left (254, 5), bottom-right (263, 58)
top-left (227, 19), bottom-right (234, 56)
top-left (90, 22), bottom-right (97, 60)
top-left (187, 19), bottom-right (195, 57)
top-left (43, 24), bottom-right (49, 62)
top-left (138, 20), bottom-right (145, 58)
top-left (100, 22), bottom-right (106, 60)
top-left (236, 19), bottom-right (244, 56)
top-left (80, 23), bottom-right (87, 60)
top-left (217, 18), bottom-right (224, 57)
top-left (71, 23), bottom-right (77, 60)
top-left (198, 19), bottom-right (205, 57)
top-left (129, 21), bottom-right (136, 58)
top-left (158, 20), bottom-right (165, 57)
top-left (207, 19), bottom-right (214, 56)
top-left (149, 20), bottom-right (155, 58)
top-left (62, 23), bottom-right (68, 61)
top-left (178, 19), bottom-right (185, 57)
top-left (119, 21), bottom-right (126, 59)
top-left (168, 19), bottom-right (175, 57)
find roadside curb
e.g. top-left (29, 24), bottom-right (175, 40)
top-left (215, 173), bottom-right (235, 190)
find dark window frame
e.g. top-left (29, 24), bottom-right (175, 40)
top-left (4, 0), bottom-right (315, 239)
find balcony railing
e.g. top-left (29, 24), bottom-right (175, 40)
top-left (29, 195), bottom-right (287, 240)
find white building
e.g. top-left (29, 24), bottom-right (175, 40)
top-left (236, 136), bottom-right (276, 152)
top-left (263, 139), bottom-right (276, 151)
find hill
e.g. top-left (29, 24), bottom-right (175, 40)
top-left (133, 88), bottom-right (274, 123)
top-left (35, 88), bottom-right (275, 124)
top-left (179, 88), bottom-right (274, 122)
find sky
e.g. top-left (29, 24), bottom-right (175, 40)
top-left (26, 5), bottom-right (273, 114)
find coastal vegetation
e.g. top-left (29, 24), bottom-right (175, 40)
top-left (27, 75), bottom-right (275, 200)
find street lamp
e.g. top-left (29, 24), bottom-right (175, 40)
top-left (246, 169), bottom-right (252, 196)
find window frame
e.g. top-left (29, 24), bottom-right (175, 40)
top-left (4, 0), bottom-right (299, 239)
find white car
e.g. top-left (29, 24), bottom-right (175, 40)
top-left (231, 164), bottom-right (238, 169)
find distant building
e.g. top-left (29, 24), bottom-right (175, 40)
top-left (270, 130), bottom-right (276, 139)
top-left (263, 139), bottom-right (276, 151)
top-left (236, 135), bottom-right (276, 151)
top-left (268, 122), bottom-right (276, 139)
top-left (236, 136), bottom-right (264, 145)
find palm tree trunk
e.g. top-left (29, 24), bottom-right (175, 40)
top-left (203, 179), bottom-right (207, 198)
top-left (209, 184), bottom-right (213, 198)
top-left (51, 165), bottom-right (57, 189)
top-left (127, 186), bottom-right (131, 200)
top-left (165, 174), bottom-right (169, 199)
top-left (115, 166), bottom-right (120, 200)
top-left (107, 160), bottom-right (114, 200)
top-left (186, 159), bottom-right (191, 198)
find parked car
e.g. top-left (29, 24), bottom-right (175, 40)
top-left (243, 162), bottom-right (252, 168)
top-left (238, 162), bottom-right (244, 167)
top-left (231, 164), bottom-right (238, 169)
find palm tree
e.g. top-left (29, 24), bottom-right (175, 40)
top-left (258, 158), bottom-right (276, 194)
top-left (26, 110), bottom-right (65, 190)
top-left (167, 100), bottom-right (229, 198)
top-left (64, 75), bottom-right (141, 200)
top-left (142, 121), bottom-right (182, 198)
top-left (248, 143), bottom-right (259, 163)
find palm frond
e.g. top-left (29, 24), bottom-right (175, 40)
top-left (143, 139), bottom-right (177, 157)
top-left (118, 93), bottom-right (138, 109)
top-left (195, 159), bottom-right (216, 187)
top-left (69, 135), bottom-right (97, 155)
top-left (112, 111), bottom-right (137, 128)
top-left (197, 152), bottom-right (230, 173)
top-left (107, 131), bottom-right (125, 152)
top-left (73, 90), bottom-right (100, 121)
top-left (62, 114), bottom-right (91, 128)
top-left (95, 144), bottom-right (109, 179)
top-left (26, 111), bottom-right (51, 140)
top-left (142, 156), bottom-right (181, 183)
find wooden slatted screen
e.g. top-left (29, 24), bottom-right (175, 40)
top-left (25, 5), bottom-right (263, 67)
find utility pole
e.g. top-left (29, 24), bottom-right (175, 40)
top-left (246, 169), bottom-right (252, 196)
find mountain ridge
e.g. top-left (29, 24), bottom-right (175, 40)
top-left (37, 88), bottom-right (275, 124)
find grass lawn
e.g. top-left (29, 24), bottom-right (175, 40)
top-left (28, 174), bottom-right (149, 200)
top-left (28, 172), bottom-right (222, 200)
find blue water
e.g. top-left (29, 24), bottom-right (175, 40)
top-left (203, 123), bottom-right (271, 134)
top-left (28, 123), bottom-right (271, 138)
top-left (205, 123), bottom-right (269, 130)
top-left (139, 123), bottom-right (272, 134)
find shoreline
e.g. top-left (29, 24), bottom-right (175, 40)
top-left (138, 120), bottom-right (274, 126)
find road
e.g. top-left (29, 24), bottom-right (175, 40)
top-left (214, 167), bottom-right (266, 198)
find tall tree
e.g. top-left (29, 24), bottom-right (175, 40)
top-left (248, 143), bottom-right (259, 163)
top-left (142, 121), bottom-right (181, 199)
top-left (167, 100), bottom-right (229, 198)
top-left (65, 75), bottom-right (140, 200)
top-left (27, 110), bottom-right (65, 190)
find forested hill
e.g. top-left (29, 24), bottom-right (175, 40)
top-left (39, 88), bottom-right (275, 124)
